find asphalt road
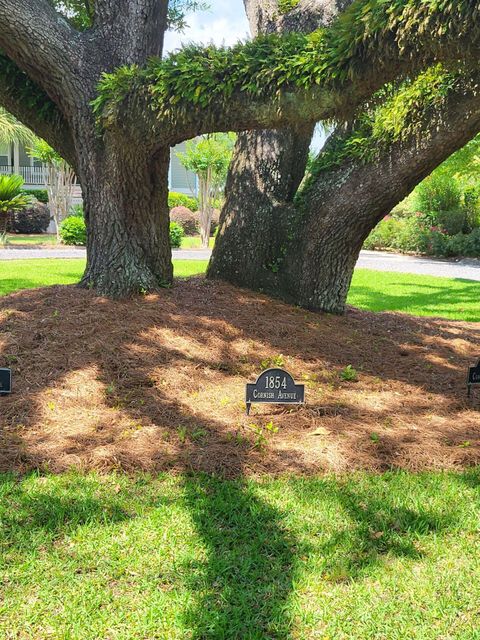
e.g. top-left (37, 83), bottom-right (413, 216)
top-left (357, 250), bottom-right (480, 281)
top-left (1, 247), bottom-right (480, 281)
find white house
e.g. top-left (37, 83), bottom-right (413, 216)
top-left (0, 140), bottom-right (197, 199)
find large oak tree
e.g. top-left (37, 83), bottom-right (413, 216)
top-left (209, 0), bottom-right (480, 313)
top-left (0, 0), bottom-right (479, 296)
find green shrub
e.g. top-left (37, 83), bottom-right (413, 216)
top-left (414, 174), bottom-right (462, 218)
top-left (435, 209), bottom-right (467, 236)
top-left (69, 204), bottom-right (84, 218)
top-left (392, 217), bottom-right (431, 253)
top-left (168, 192), bottom-right (197, 212)
top-left (365, 217), bottom-right (480, 259)
top-left (170, 206), bottom-right (198, 235)
top-left (464, 186), bottom-right (480, 230)
top-left (441, 228), bottom-right (480, 258)
top-left (169, 221), bottom-right (184, 248)
top-left (363, 217), bottom-right (399, 250)
top-left (60, 216), bottom-right (86, 245)
top-left (364, 217), bottom-right (430, 253)
top-left (21, 189), bottom-right (49, 204)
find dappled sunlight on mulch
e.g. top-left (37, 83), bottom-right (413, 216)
top-left (0, 277), bottom-right (479, 476)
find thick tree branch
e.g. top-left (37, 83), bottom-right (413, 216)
top-left (210, 70), bottom-right (480, 312)
top-left (0, 54), bottom-right (76, 166)
top-left (244, 0), bottom-right (355, 35)
top-left (101, 0), bottom-right (480, 148)
top-left (0, 0), bottom-right (82, 109)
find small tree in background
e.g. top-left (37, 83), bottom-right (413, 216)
top-left (29, 139), bottom-right (77, 242)
top-left (177, 134), bottom-right (234, 248)
top-left (0, 175), bottom-right (31, 243)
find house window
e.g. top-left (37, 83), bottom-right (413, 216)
top-left (0, 142), bottom-right (10, 167)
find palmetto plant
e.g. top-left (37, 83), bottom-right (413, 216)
top-left (0, 108), bottom-right (35, 146)
top-left (0, 174), bottom-right (31, 243)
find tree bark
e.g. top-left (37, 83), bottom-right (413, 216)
top-left (0, 0), bottom-right (174, 297)
top-left (207, 126), bottom-right (313, 288)
top-left (208, 0), bottom-right (341, 290)
top-left (79, 140), bottom-right (173, 296)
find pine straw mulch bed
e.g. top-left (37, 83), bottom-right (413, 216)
top-left (0, 277), bottom-right (479, 477)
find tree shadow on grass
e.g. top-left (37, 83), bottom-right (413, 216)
top-left (286, 473), bottom-right (463, 584)
top-left (0, 473), bottom-right (131, 561)
top-left (181, 475), bottom-right (299, 640)
top-left (0, 472), bottom-right (300, 639)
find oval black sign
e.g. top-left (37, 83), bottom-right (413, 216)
top-left (246, 368), bottom-right (305, 415)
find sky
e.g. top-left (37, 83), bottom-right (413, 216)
top-left (164, 1), bottom-right (327, 151)
top-left (164, 1), bottom-right (250, 53)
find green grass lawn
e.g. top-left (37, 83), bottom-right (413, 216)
top-left (1, 470), bottom-right (480, 639)
top-left (180, 236), bottom-right (215, 249)
top-left (5, 233), bottom-right (57, 245)
top-left (0, 259), bottom-right (479, 321)
top-left (0, 259), bottom-right (208, 296)
top-left (350, 269), bottom-right (480, 321)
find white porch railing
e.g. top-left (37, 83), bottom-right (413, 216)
top-left (0, 165), bottom-right (13, 176)
top-left (19, 166), bottom-right (48, 185)
top-left (0, 165), bottom-right (48, 185)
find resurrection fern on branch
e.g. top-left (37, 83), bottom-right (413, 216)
top-left (94, 0), bottom-right (480, 128)
top-left (305, 64), bottom-right (461, 182)
top-left (278, 0), bottom-right (301, 14)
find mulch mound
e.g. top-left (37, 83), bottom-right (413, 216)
top-left (0, 278), bottom-right (479, 476)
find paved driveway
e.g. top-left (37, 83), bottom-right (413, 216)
top-left (0, 247), bottom-right (212, 261)
top-left (1, 246), bottom-right (479, 281)
top-left (356, 250), bottom-right (480, 282)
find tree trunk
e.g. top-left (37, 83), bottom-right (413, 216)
top-left (207, 126), bottom-right (313, 287)
top-left (208, 2), bottom-right (480, 315)
top-left (79, 139), bottom-right (173, 296)
top-left (238, 89), bottom-right (480, 314)
top-left (208, 0), bottom-right (336, 291)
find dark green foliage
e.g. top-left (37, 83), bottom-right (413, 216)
top-left (414, 173), bottom-right (462, 218)
top-left (168, 191), bottom-right (198, 212)
top-left (0, 52), bottom-right (58, 124)
top-left (435, 209), bottom-right (468, 236)
top-left (364, 216), bottom-right (480, 258)
top-left (60, 216), bottom-right (86, 245)
top-left (442, 228), bottom-right (480, 257)
top-left (21, 189), bottom-right (49, 204)
top-left (169, 221), bottom-right (184, 248)
top-left (364, 217), bottom-right (430, 254)
top-left (7, 202), bottom-right (50, 234)
top-left (304, 65), bottom-right (459, 190)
